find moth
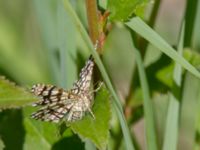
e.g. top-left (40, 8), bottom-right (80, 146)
top-left (31, 55), bottom-right (100, 123)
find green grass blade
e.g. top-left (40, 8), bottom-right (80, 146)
top-left (173, 22), bottom-right (184, 87)
top-left (126, 17), bottom-right (200, 79)
top-left (193, 0), bottom-right (200, 50)
top-left (57, 0), bottom-right (77, 88)
top-left (33, 0), bottom-right (59, 84)
top-left (178, 73), bottom-right (200, 150)
top-left (131, 45), bottom-right (158, 150)
top-left (184, 0), bottom-right (199, 47)
top-left (162, 94), bottom-right (179, 150)
top-left (57, 0), bottom-right (68, 88)
top-left (63, 1), bottom-right (135, 149)
top-left (162, 22), bottom-right (185, 150)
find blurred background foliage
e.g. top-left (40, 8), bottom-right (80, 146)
top-left (0, 0), bottom-right (200, 150)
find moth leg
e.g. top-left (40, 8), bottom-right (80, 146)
top-left (89, 82), bottom-right (103, 95)
top-left (88, 108), bottom-right (95, 120)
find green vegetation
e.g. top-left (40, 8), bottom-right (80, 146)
top-left (0, 0), bottom-right (200, 149)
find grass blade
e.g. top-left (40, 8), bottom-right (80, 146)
top-left (193, 0), bottom-right (200, 49)
top-left (162, 94), bottom-right (179, 150)
top-left (131, 44), bottom-right (158, 150)
top-left (178, 73), bottom-right (200, 150)
top-left (57, 0), bottom-right (77, 88)
top-left (184, 0), bottom-right (199, 47)
top-left (63, 1), bottom-right (135, 149)
top-left (126, 17), bottom-right (200, 79)
top-left (162, 22), bottom-right (185, 150)
top-left (33, 0), bottom-right (59, 84)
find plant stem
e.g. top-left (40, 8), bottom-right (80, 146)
top-left (85, 0), bottom-right (99, 45)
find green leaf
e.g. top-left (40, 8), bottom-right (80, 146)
top-left (156, 49), bottom-right (200, 88)
top-left (70, 85), bottom-right (111, 150)
top-left (0, 109), bottom-right (25, 150)
top-left (0, 138), bottom-right (4, 150)
top-left (23, 119), bottom-right (54, 150)
top-left (52, 134), bottom-right (84, 150)
top-left (0, 76), bottom-right (37, 109)
top-left (156, 63), bottom-right (174, 88)
top-left (107, 0), bottom-right (148, 21)
top-left (23, 108), bottom-right (60, 150)
top-left (132, 46), bottom-right (158, 150)
top-left (23, 107), bottom-right (84, 150)
top-left (183, 49), bottom-right (200, 67)
top-left (126, 17), bottom-right (200, 79)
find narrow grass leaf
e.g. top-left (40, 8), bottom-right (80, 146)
top-left (178, 73), bottom-right (200, 150)
top-left (162, 94), bottom-right (179, 150)
top-left (153, 93), bottom-right (169, 148)
top-left (131, 45), bottom-right (158, 150)
top-left (162, 22), bottom-right (185, 150)
top-left (63, 1), bottom-right (135, 149)
top-left (33, 0), bottom-right (59, 84)
top-left (193, 0), bottom-right (200, 49)
top-left (126, 17), bottom-right (200, 79)
top-left (184, 0), bottom-right (199, 47)
top-left (57, 0), bottom-right (77, 88)
top-left (0, 77), bottom-right (37, 109)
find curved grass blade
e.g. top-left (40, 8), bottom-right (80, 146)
top-left (126, 17), bottom-right (200, 79)
top-left (131, 45), bottom-right (158, 150)
top-left (162, 22), bottom-right (185, 150)
top-left (63, 1), bottom-right (135, 149)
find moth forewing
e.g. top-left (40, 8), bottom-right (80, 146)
top-left (31, 55), bottom-right (96, 123)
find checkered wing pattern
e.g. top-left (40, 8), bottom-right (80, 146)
top-left (31, 84), bottom-right (74, 122)
top-left (31, 84), bottom-right (66, 106)
top-left (31, 55), bottom-right (95, 123)
top-left (31, 102), bottom-right (69, 123)
top-left (71, 55), bottom-right (94, 94)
